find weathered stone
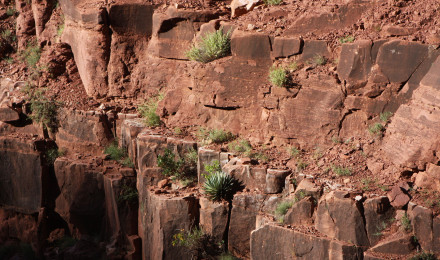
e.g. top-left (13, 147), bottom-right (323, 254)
top-left (364, 197), bottom-right (395, 246)
top-left (294, 179), bottom-right (322, 201)
top-left (223, 160), bottom-right (266, 191)
top-left (272, 37), bottom-right (302, 58)
top-left (0, 106), bottom-right (20, 122)
top-left (140, 191), bottom-right (198, 260)
top-left (230, 0), bottom-right (260, 18)
top-left (382, 25), bottom-right (417, 37)
top-left (251, 224), bottom-right (363, 260)
top-left (414, 164), bottom-right (440, 192)
top-left (410, 205), bottom-right (433, 252)
top-left (387, 185), bottom-right (410, 209)
top-left (61, 1), bottom-right (110, 97)
top-left (31, 0), bottom-right (55, 39)
top-left (120, 119), bottom-right (145, 168)
top-left (56, 109), bottom-right (113, 156)
top-left (0, 208), bottom-right (39, 248)
top-left (284, 196), bottom-right (315, 226)
top-left (199, 197), bottom-right (229, 242)
top-left (108, 3), bottom-right (153, 35)
top-left (231, 30), bottom-right (271, 60)
top-left (15, 0), bottom-right (35, 50)
top-left (315, 192), bottom-right (369, 247)
top-left (300, 40), bottom-right (330, 62)
top-left (265, 169), bottom-right (290, 194)
top-left (229, 193), bottom-right (265, 258)
top-left (54, 158), bottom-right (106, 237)
top-left (197, 147), bottom-right (220, 184)
top-left (337, 40), bottom-right (373, 86)
top-left (376, 40), bottom-right (429, 83)
top-left (433, 215), bottom-right (440, 254)
top-left (370, 233), bottom-right (416, 255)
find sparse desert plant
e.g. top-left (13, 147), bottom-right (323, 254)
top-left (104, 142), bottom-right (134, 167)
top-left (208, 129), bottom-right (235, 144)
top-left (203, 171), bottom-right (238, 202)
top-left (157, 148), bottom-right (197, 182)
top-left (117, 185), bottom-right (138, 204)
top-left (368, 122), bottom-right (384, 135)
top-left (275, 200), bottom-right (293, 223)
top-left (269, 66), bottom-right (287, 87)
top-left (57, 24), bottom-right (65, 37)
top-left (29, 91), bottom-right (60, 132)
top-left (138, 95), bottom-right (163, 127)
top-left (338, 35), bottom-right (355, 44)
top-left (204, 160), bottom-right (222, 175)
top-left (157, 148), bottom-right (184, 177)
top-left (289, 146), bottom-right (300, 158)
top-left (309, 54), bottom-right (326, 66)
top-left (401, 212), bottom-right (412, 233)
top-left (380, 111), bottom-right (393, 122)
top-left (172, 227), bottom-right (222, 259)
top-left (20, 41), bottom-right (41, 68)
top-left (6, 7), bottom-right (16, 16)
top-left (331, 164), bottom-right (352, 176)
top-left (228, 138), bottom-right (252, 155)
top-left (296, 159), bottom-right (309, 171)
top-left (45, 148), bottom-right (65, 165)
top-left (361, 177), bottom-right (375, 191)
top-left (186, 28), bottom-right (231, 63)
top-left (409, 252), bottom-right (437, 260)
top-left (264, 0), bottom-right (282, 5)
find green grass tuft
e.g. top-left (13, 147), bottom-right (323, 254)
top-left (138, 94), bottom-right (163, 127)
top-left (104, 142), bottom-right (134, 168)
top-left (264, 0), bottom-right (282, 5)
top-left (332, 164), bottom-right (352, 176)
top-left (338, 35), bottom-right (355, 44)
top-left (208, 129), bottom-right (235, 144)
top-left (186, 28), bottom-right (231, 63)
top-left (368, 122), bottom-right (384, 135)
top-left (380, 111), bottom-right (393, 122)
top-left (269, 66), bottom-right (287, 87)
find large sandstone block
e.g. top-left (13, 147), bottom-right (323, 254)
top-left (0, 106), bottom-right (20, 122)
top-left (108, 3), bottom-right (154, 35)
top-left (250, 224), bottom-right (363, 260)
top-left (54, 158), bottom-right (105, 237)
top-left (140, 191), bottom-right (199, 260)
top-left (376, 40), bottom-right (429, 83)
top-left (120, 119), bottom-right (146, 169)
top-left (271, 37), bottom-right (302, 58)
top-left (337, 40), bottom-right (373, 86)
top-left (197, 147), bottom-right (220, 184)
top-left (199, 197), bottom-right (229, 243)
top-left (0, 137), bottom-right (53, 214)
top-left (228, 193), bottom-right (265, 258)
top-left (231, 30), bottom-right (271, 61)
top-left (315, 192), bottom-right (369, 247)
top-left (55, 109), bottom-right (113, 156)
top-left (364, 197), bottom-right (395, 246)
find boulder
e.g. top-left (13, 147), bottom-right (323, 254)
top-left (414, 164), bottom-right (440, 192)
top-left (387, 185), bottom-right (410, 209)
top-left (250, 224), bottom-right (363, 260)
top-left (369, 233), bottom-right (416, 255)
top-left (300, 40), bottom-right (330, 63)
top-left (294, 179), bottom-right (322, 201)
top-left (265, 169), bottom-right (290, 194)
top-left (199, 197), bottom-right (229, 242)
top-left (231, 30), bottom-right (271, 61)
top-left (228, 193), bottom-right (265, 258)
top-left (283, 196), bottom-right (315, 226)
top-left (272, 37), bottom-right (302, 58)
top-left (31, 0), bottom-right (55, 39)
top-left (337, 40), bottom-right (373, 86)
top-left (15, 0), bottom-right (35, 50)
top-left (120, 119), bottom-right (146, 168)
top-left (197, 147), bottom-right (220, 184)
top-left (140, 191), bottom-right (199, 260)
top-left (0, 106), bottom-right (20, 122)
top-left (230, 0), bottom-right (260, 18)
top-left (376, 40), bottom-right (429, 84)
top-left (223, 159), bottom-right (267, 191)
top-left (315, 192), bottom-right (369, 247)
top-left (108, 3), bottom-right (154, 35)
top-left (381, 25), bottom-right (417, 37)
top-left (409, 205), bottom-right (433, 252)
top-left (364, 197), bottom-right (395, 246)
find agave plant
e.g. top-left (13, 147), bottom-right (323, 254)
top-left (203, 172), bottom-right (237, 202)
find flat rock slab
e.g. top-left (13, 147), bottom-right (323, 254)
top-left (0, 107), bottom-right (20, 122)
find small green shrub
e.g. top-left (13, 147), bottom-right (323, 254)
top-left (46, 148), bottom-right (65, 165)
top-left (361, 177), bottom-right (375, 191)
top-left (1, 30), bottom-right (12, 40)
top-left (275, 200), bottom-right (293, 223)
top-left (332, 164), bottom-right (352, 176)
top-left (29, 91), bottom-right (60, 132)
top-left (289, 147), bottom-right (300, 158)
top-left (264, 0), bottom-right (282, 5)
top-left (208, 129), bottom-right (234, 144)
top-left (172, 227), bottom-right (222, 259)
top-left (3, 57), bottom-right (13, 64)
top-left (228, 138), bottom-right (252, 155)
top-left (57, 24), bottom-right (64, 37)
top-left (6, 7), bottom-right (16, 16)
top-left (338, 35), bottom-right (355, 44)
top-left (204, 160), bottom-right (221, 175)
top-left (380, 111), bottom-right (393, 122)
top-left (186, 28), bottom-right (231, 63)
top-left (104, 142), bottom-right (134, 167)
top-left (20, 41), bottom-right (41, 68)
top-left (138, 97), bottom-right (161, 127)
top-left (401, 213), bottom-right (412, 232)
top-left (409, 252), bottom-right (437, 260)
top-left (269, 66), bottom-right (287, 87)
top-left (296, 159), bottom-right (309, 171)
top-left (157, 148), bottom-right (197, 181)
top-left (368, 123), bottom-right (384, 135)
top-left (203, 172), bottom-right (238, 202)
top-left (117, 185), bottom-right (138, 204)
top-left (309, 54), bottom-right (326, 66)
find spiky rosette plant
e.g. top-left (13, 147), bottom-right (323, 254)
top-left (203, 172), bottom-right (237, 202)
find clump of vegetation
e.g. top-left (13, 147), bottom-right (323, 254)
top-left (331, 164), bottom-right (352, 176)
top-left (289, 147), bottom-right (301, 158)
top-left (228, 138), bottom-right (252, 155)
top-left (45, 148), bottom-right (65, 165)
top-left (204, 160), bottom-right (222, 176)
top-left (401, 212), bottom-right (412, 233)
top-left (368, 122), bottom-right (384, 135)
top-left (117, 185), bottom-right (138, 205)
top-left (172, 227), bottom-right (222, 259)
top-left (57, 24), bottom-right (65, 37)
top-left (138, 94), bottom-right (163, 127)
top-left (338, 35), bottom-right (355, 44)
top-left (186, 28), bottom-right (231, 63)
top-left (409, 252), bottom-right (437, 260)
top-left (373, 221), bottom-right (388, 237)
top-left (6, 7), bottom-right (16, 16)
top-left (309, 54), bottom-right (326, 66)
top-left (28, 89), bottom-right (60, 132)
top-left (207, 129), bottom-right (235, 144)
top-left (268, 66), bottom-right (287, 87)
top-left (380, 111), bottom-right (393, 122)
top-left (264, 0), bottom-right (282, 5)
top-left (296, 159), bottom-right (309, 172)
top-left (104, 142), bottom-right (134, 168)
top-left (361, 177), bottom-right (375, 191)
top-left (274, 200), bottom-right (293, 223)
top-left (20, 41), bottom-right (41, 68)
top-left (157, 148), bottom-right (197, 182)
top-left (203, 171), bottom-right (239, 202)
